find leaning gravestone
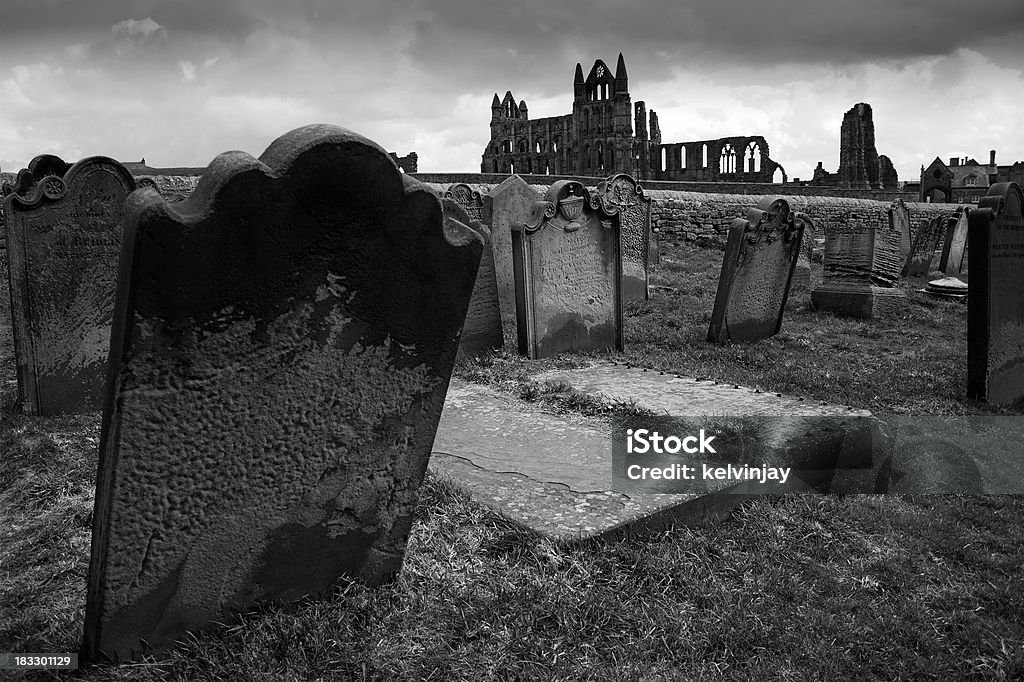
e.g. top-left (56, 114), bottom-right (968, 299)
top-left (512, 180), bottom-right (622, 359)
top-left (791, 212), bottom-right (817, 289)
top-left (889, 198), bottom-right (912, 262)
top-left (82, 124), bottom-right (483, 664)
top-left (967, 182), bottom-right (1024, 405)
top-left (442, 199), bottom-right (503, 360)
top-left (708, 197), bottom-right (805, 343)
top-left (902, 216), bottom-right (947, 277)
top-left (597, 173), bottom-right (651, 302)
top-left (811, 213), bottom-right (905, 318)
top-left (939, 206), bottom-right (970, 275)
top-left (484, 175), bottom-right (538, 340)
top-left (4, 155), bottom-right (135, 415)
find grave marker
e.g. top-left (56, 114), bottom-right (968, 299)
top-left (442, 199), bottom-right (503, 360)
top-left (443, 183), bottom-right (484, 223)
top-left (597, 173), bottom-right (651, 302)
top-left (889, 198), bottom-right (912, 261)
top-left (708, 197), bottom-right (805, 343)
top-left (484, 175), bottom-right (538, 339)
top-left (967, 182), bottom-right (1024, 405)
top-left (902, 216), bottom-right (947, 277)
top-left (4, 154), bottom-right (134, 415)
top-left (939, 206), bottom-right (970, 275)
top-left (82, 124), bottom-right (483, 663)
top-left (511, 180), bottom-right (622, 359)
top-left (792, 212), bottom-right (817, 290)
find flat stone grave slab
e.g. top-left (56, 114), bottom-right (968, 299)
top-left (430, 381), bottom-right (820, 541)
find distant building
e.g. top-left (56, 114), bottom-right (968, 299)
top-left (481, 53), bottom-right (785, 183)
top-left (810, 103), bottom-right (899, 190)
top-left (919, 151), bottom-right (1024, 204)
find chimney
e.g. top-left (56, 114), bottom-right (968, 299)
top-left (949, 157), bottom-right (959, 167)
top-left (990, 149), bottom-right (996, 165)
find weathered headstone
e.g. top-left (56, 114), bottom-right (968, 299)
top-left (939, 206), bottom-right (970, 275)
top-left (4, 155), bottom-right (135, 415)
top-left (511, 180), bottom-right (622, 359)
top-left (442, 199), bottom-right (503, 360)
top-left (443, 183), bottom-right (484, 222)
top-left (708, 197), bottom-right (805, 343)
top-left (597, 173), bottom-right (651, 302)
top-left (889, 198), bottom-right (912, 262)
top-left (967, 182), bottom-right (1024, 405)
top-left (649, 230), bottom-right (661, 270)
top-left (792, 211), bottom-right (817, 289)
top-left (484, 175), bottom-right (538, 340)
top-left (811, 214), bottom-right (905, 318)
top-left (82, 124), bottom-right (483, 663)
top-left (902, 216), bottom-right (947, 277)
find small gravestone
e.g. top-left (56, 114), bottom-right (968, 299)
top-left (484, 175), bottom-right (538, 339)
top-left (792, 212), bottom-right (817, 289)
top-left (902, 216), bottom-right (946, 276)
top-left (511, 180), bottom-right (622, 359)
top-left (598, 173), bottom-right (651, 302)
top-left (442, 199), bottom-right (502, 360)
top-left (443, 183), bottom-right (484, 223)
top-left (4, 155), bottom-right (135, 415)
top-left (82, 124), bottom-right (483, 664)
top-left (811, 214), bottom-right (905, 318)
top-left (649, 230), bottom-right (661, 269)
top-left (967, 182), bottom-right (1024, 405)
top-left (708, 197), bottom-right (805, 343)
top-left (939, 206), bottom-right (970, 275)
top-left (889, 198), bottom-right (912, 261)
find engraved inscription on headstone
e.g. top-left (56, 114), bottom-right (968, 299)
top-left (443, 183), bottom-right (484, 223)
top-left (442, 199), bottom-right (503, 360)
top-left (485, 175), bottom-right (539, 340)
top-left (967, 182), bottom-right (1024, 405)
top-left (511, 180), bottom-right (622, 359)
top-left (939, 206), bottom-right (970, 276)
top-left (708, 197), bottom-right (805, 343)
top-left (4, 155), bottom-right (135, 415)
top-left (82, 124), bottom-right (483, 664)
top-left (597, 173), bottom-right (651, 302)
top-left (902, 216), bottom-right (947, 277)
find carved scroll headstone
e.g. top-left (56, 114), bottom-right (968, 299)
top-left (443, 183), bottom-right (484, 223)
top-left (511, 180), bottom-right (622, 359)
top-left (902, 216), bottom-right (947, 277)
top-left (4, 154), bottom-right (134, 415)
top-left (485, 175), bottom-right (538, 339)
top-left (598, 173), bottom-right (651, 302)
top-left (442, 199), bottom-right (503, 360)
top-left (811, 213), bottom-right (905, 318)
top-left (82, 124), bottom-right (483, 663)
top-left (708, 197), bottom-right (806, 343)
top-left (967, 182), bottom-right (1024, 405)
top-left (939, 206), bottom-right (970, 276)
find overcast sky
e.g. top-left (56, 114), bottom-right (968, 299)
top-left (2, 0), bottom-right (1023, 183)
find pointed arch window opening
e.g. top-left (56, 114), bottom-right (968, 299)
top-left (701, 144), bottom-right (708, 168)
top-left (720, 144), bottom-right (736, 174)
top-left (745, 143), bottom-right (762, 173)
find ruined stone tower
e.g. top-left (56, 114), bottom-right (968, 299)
top-left (837, 103), bottom-right (880, 190)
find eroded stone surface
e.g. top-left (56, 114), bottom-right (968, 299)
top-left (83, 125), bottom-right (483, 663)
top-left (967, 182), bottom-right (1024, 405)
top-left (512, 181), bottom-right (622, 359)
top-left (3, 155), bottom-right (135, 415)
top-left (903, 216), bottom-right (947, 276)
top-left (442, 200), bottom-right (502, 360)
top-left (484, 176), bottom-right (538, 340)
top-left (598, 173), bottom-right (650, 302)
top-left (811, 217), bottom-right (906, 318)
top-left (939, 206), bottom-right (969, 276)
top-left (889, 198), bottom-right (911, 261)
top-left (707, 197), bottom-right (805, 343)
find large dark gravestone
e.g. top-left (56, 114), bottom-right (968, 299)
top-left (4, 155), bottom-right (135, 415)
top-left (511, 180), bottom-right (622, 359)
top-left (442, 199), bottom-right (503, 360)
top-left (811, 214), bottom-right (905, 318)
top-left (902, 215), bottom-right (947, 277)
top-left (598, 173), bottom-right (651, 302)
top-left (484, 175), bottom-right (537, 340)
top-left (967, 182), bottom-right (1024, 405)
top-left (708, 197), bottom-right (806, 343)
top-left (82, 124), bottom-right (483, 663)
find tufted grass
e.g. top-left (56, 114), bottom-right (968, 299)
top-left (1, 242), bottom-right (1022, 680)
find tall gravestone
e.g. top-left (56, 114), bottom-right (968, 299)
top-left (4, 155), bottom-right (135, 415)
top-left (82, 125), bottom-right (483, 663)
top-left (442, 199), bottom-right (503, 360)
top-left (484, 175), bottom-right (538, 340)
top-left (889, 198), bottom-right (912, 262)
top-left (511, 180), bottom-right (622, 359)
top-left (811, 213), bottom-right (905, 318)
top-left (902, 216), bottom-right (947, 277)
top-left (939, 206), bottom-right (970, 275)
top-left (967, 182), bottom-right (1024, 405)
top-left (597, 173), bottom-right (651, 302)
top-left (792, 212), bottom-right (817, 289)
top-left (708, 197), bottom-right (806, 343)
